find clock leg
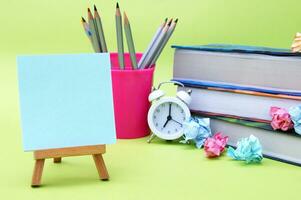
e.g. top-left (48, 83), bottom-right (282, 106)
top-left (147, 134), bottom-right (156, 143)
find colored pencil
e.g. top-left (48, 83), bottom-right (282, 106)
top-left (88, 8), bottom-right (101, 52)
top-left (93, 19), bottom-right (102, 52)
top-left (141, 18), bottom-right (172, 69)
top-left (124, 12), bottom-right (137, 69)
top-left (115, 3), bottom-right (125, 69)
top-left (150, 19), bottom-right (178, 66)
top-left (81, 17), bottom-right (92, 37)
top-left (81, 4), bottom-right (177, 68)
top-left (81, 17), bottom-right (96, 51)
top-left (138, 18), bottom-right (167, 69)
top-left (94, 5), bottom-right (108, 52)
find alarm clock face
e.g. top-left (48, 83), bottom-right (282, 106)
top-left (148, 98), bottom-right (191, 140)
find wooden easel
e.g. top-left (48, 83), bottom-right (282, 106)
top-left (31, 144), bottom-right (109, 187)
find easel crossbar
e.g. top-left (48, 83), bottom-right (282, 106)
top-left (34, 145), bottom-right (106, 159)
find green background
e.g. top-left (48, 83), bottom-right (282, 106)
top-left (1, 0), bottom-right (301, 199)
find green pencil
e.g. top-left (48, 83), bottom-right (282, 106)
top-left (88, 8), bottom-right (101, 52)
top-left (94, 5), bottom-right (108, 52)
top-left (124, 12), bottom-right (137, 69)
top-left (93, 17), bottom-right (102, 52)
top-left (115, 3), bottom-right (125, 69)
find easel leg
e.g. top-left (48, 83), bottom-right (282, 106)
top-left (31, 159), bottom-right (45, 187)
top-left (92, 154), bottom-right (109, 180)
top-left (53, 157), bottom-right (62, 163)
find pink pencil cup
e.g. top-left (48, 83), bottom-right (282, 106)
top-left (110, 53), bottom-right (155, 139)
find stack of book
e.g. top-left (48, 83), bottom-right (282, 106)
top-left (172, 44), bottom-right (301, 166)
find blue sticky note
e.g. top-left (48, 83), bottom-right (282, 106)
top-left (17, 53), bottom-right (116, 151)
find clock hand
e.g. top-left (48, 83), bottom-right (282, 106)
top-left (163, 119), bottom-right (169, 128)
top-left (163, 115), bottom-right (172, 128)
top-left (171, 119), bottom-right (183, 127)
top-left (168, 104), bottom-right (182, 127)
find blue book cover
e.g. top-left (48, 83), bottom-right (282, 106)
top-left (172, 79), bottom-right (301, 97)
top-left (172, 44), bottom-right (301, 57)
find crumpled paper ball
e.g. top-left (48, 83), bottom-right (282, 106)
top-left (204, 132), bottom-right (228, 158)
top-left (288, 106), bottom-right (301, 135)
top-left (180, 117), bottom-right (211, 148)
top-left (269, 106), bottom-right (293, 131)
top-left (291, 32), bottom-right (301, 53)
top-left (227, 135), bottom-right (263, 163)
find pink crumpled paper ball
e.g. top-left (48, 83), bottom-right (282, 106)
top-left (270, 106), bottom-right (294, 131)
top-left (204, 132), bottom-right (228, 158)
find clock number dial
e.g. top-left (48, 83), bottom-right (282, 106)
top-left (152, 102), bottom-right (186, 136)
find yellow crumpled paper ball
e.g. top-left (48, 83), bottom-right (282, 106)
top-left (291, 32), bottom-right (301, 53)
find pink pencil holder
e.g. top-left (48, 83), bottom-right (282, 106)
top-left (110, 53), bottom-right (155, 139)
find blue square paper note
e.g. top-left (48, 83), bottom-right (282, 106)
top-left (17, 53), bottom-right (116, 151)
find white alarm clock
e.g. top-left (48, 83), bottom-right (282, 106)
top-left (147, 81), bottom-right (192, 143)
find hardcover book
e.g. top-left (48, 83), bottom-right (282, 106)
top-left (178, 86), bottom-right (301, 121)
top-left (172, 44), bottom-right (301, 166)
top-left (173, 44), bottom-right (301, 91)
top-left (210, 118), bottom-right (301, 166)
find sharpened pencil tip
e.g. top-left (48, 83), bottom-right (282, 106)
top-left (175, 18), bottom-right (178, 23)
top-left (81, 17), bottom-right (86, 22)
top-left (87, 7), bottom-right (94, 19)
top-left (116, 2), bottom-right (119, 8)
top-left (168, 19), bottom-right (173, 26)
top-left (124, 11), bottom-right (129, 23)
top-left (94, 5), bottom-right (97, 11)
top-left (165, 18), bottom-right (168, 22)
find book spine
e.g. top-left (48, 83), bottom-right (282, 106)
top-left (173, 78), bottom-right (301, 99)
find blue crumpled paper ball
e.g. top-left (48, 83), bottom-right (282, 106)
top-left (288, 106), bottom-right (301, 135)
top-left (180, 117), bottom-right (211, 148)
top-left (227, 135), bottom-right (263, 163)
